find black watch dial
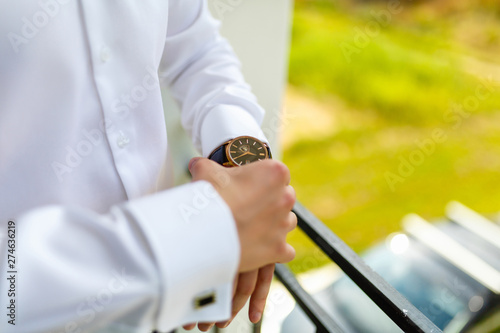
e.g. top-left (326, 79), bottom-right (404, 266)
top-left (226, 136), bottom-right (269, 166)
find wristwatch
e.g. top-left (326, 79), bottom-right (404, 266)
top-left (208, 135), bottom-right (272, 167)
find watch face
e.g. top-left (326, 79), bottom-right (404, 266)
top-left (226, 136), bottom-right (269, 166)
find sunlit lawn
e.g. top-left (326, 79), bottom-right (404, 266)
top-left (284, 1), bottom-right (500, 273)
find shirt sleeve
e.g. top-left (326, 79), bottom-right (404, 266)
top-left (0, 181), bottom-right (240, 333)
top-left (159, 0), bottom-right (268, 156)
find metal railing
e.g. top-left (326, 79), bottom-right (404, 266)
top-left (272, 202), bottom-right (443, 333)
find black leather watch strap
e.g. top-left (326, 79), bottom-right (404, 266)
top-left (208, 144), bottom-right (229, 165)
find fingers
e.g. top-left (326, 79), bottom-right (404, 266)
top-left (215, 320), bottom-right (230, 329)
top-left (216, 270), bottom-right (258, 328)
top-left (188, 157), bottom-right (204, 172)
top-left (249, 264), bottom-right (275, 323)
top-left (191, 156), bottom-right (296, 271)
top-left (271, 212), bottom-right (296, 265)
top-left (283, 185), bottom-right (296, 211)
top-left (183, 323), bottom-right (196, 330)
top-left (278, 243), bottom-right (296, 264)
top-left (268, 185), bottom-right (295, 225)
top-left (285, 211), bottom-right (297, 232)
top-left (216, 265), bottom-right (274, 328)
top-left (200, 265), bottom-right (280, 330)
top-left (265, 160), bottom-right (291, 186)
top-left (188, 157), bottom-right (207, 180)
top-left (197, 323), bottom-right (214, 332)
top-left (239, 159), bottom-right (291, 187)
top-left (188, 158), bottom-right (226, 186)
top-left (215, 274), bottom-right (240, 329)
top-left (231, 270), bottom-right (258, 318)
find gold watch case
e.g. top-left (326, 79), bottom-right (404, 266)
top-left (224, 136), bottom-right (270, 167)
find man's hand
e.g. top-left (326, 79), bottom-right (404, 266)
top-left (217, 264), bottom-right (275, 329)
top-left (189, 158), bottom-right (296, 271)
top-left (184, 158), bottom-right (296, 331)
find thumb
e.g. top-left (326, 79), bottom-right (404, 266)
top-left (188, 157), bottom-right (221, 182)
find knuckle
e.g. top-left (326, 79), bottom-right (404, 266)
top-left (275, 161), bottom-right (289, 178)
top-left (276, 242), bottom-right (288, 256)
top-left (287, 212), bottom-right (298, 230)
top-left (288, 247), bottom-right (296, 261)
top-left (292, 213), bottom-right (298, 227)
top-left (279, 211), bottom-right (296, 231)
top-left (277, 242), bottom-right (295, 263)
top-left (267, 160), bottom-right (289, 181)
top-left (282, 187), bottom-right (296, 209)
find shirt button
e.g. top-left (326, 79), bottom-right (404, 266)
top-left (100, 47), bottom-right (111, 63)
top-left (116, 131), bottom-right (130, 149)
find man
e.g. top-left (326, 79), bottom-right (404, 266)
top-left (0, 0), bottom-right (296, 332)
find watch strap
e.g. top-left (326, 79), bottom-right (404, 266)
top-left (208, 143), bottom-right (230, 165)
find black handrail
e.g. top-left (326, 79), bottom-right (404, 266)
top-left (274, 264), bottom-right (344, 333)
top-left (273, 202), bottom-right (443, 333)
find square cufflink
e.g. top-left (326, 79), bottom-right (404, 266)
top-left (194, 291), bottom-right (216, 309)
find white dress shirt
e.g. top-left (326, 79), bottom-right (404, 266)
top-left (0, 0), bottom-right (268, 332)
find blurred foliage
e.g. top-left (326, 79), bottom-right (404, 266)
top-left (289, 0), bottom-right (500, 124)
top-left (284, 0), bottom-right (500, 273)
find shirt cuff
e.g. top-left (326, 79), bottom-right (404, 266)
top-left (123, 181), bottom-right (240, 331)
top-left (201, 105), bottom-right (268, 157)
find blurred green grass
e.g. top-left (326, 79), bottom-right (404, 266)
top-left (289, 2), bottom-right (500, 124)
top-left (284, 0), bottom-right (500, 273)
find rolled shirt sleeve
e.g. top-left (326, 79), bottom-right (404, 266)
top-left (159, 0), bottom-right (268, 156)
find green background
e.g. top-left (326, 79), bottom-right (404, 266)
top-left (284, 0), bottom-right (500, 273)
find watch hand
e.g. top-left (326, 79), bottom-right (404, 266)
top-left (233, 152), bottom-right (251, 160)
top-left (234, 150), bottom-right (257, 159)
